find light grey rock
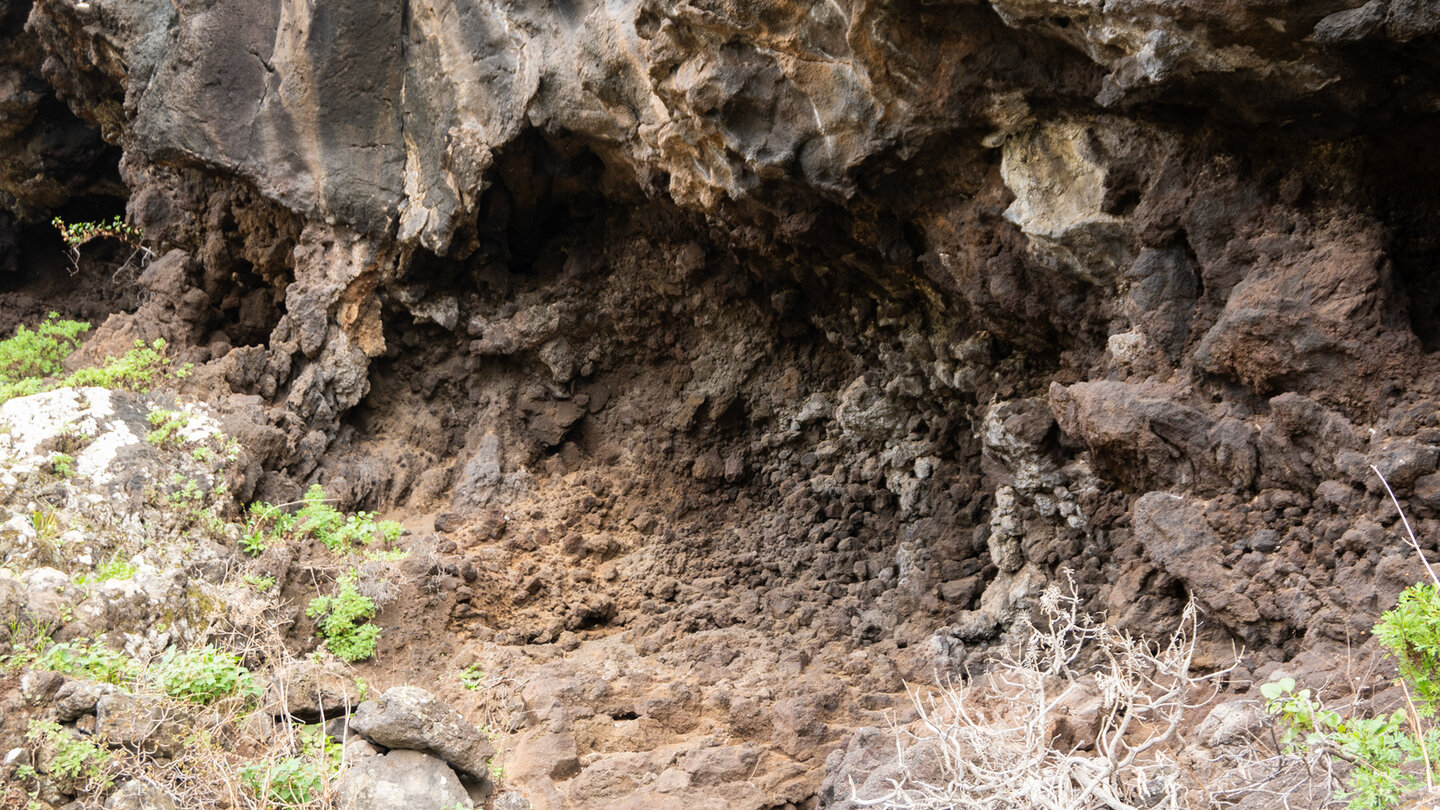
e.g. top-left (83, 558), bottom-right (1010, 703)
top-left (493, 791), bottom-right (531, 810)
top-left (104, 779), bottom-right (178, 810)
top-left (53, 679), bottom-right (117, 721)
top-left (263, 661), bottom-right (360, 721)
top-left (350, 686), bottom-right (495, 781)
top-left (1196, 701), bottom-right (1268, 749)
top-left (96, 693), bottom-right (185, 757)
top-left (338, 749), bottom-right (472, 810)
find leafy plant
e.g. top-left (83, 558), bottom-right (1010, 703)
top-left (1264, 469), bottom-right (1440, 809)
top-left (33, 638), bottom-right (136, 684)
top-left (0, 314), bottom-right (89, 405)
top-left (48, 452), bottom-right (75, 478)
top-left (239, 756), bottom-right (325, 807)
top-left (243, 574), bottom-right (276, 593)
top-left (150, 645), bottom-right (258, 704)
top-left (245, 485), bottom-right (403, 556)
top-left (459, 664), bottom-right (486, 691)
top-left (145, 407), bottom-right (192, 448)
top-left (52, 215), bottom-right (142, 250)
top-left (92, 556), bottom-right (136, 582)
top-left (66, 338), bottom-right (181, 392)
top-left (238, 725), bottom-right (341, 806)
top-left (1263, 677), bottom-right (1429, 810)
top-left (29, 508), bottom-right (60, 541)
top-left (25, 718), bottom-right (112, 788)
top-left (306, 570), bottom-right (381, 662)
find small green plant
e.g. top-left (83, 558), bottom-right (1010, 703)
top-left (52, 215), bottom-right (149, 275)
top-left (306, 570), bottom-right (381, 662)
top-left (32, 637), bottom-right (136, 684)
top-left (149, 644), bottom-right (258, 704)
top-left (93, 556), bottom-right (136, 581)
top-left (488, 756), bottom-right (505, 783)
top-left (29, 508), bottom-right (61, 541)
top-left (245, 485), bottom-right (403, 556)
top-left (52, 215), bottom-right (142, 251)
top-left (243, 574), bottom-right (276, 593)
top-left (24, 718), bottom-right (112, 789)
top-left (459, 664), bottom-right (486, 691)
top-left (66, 338), bottom-right (177, 392)
top-left (1266, 469), bottom-right (1440, 809)
top-left (145, 406), bottom-right (192, 448)
top-left (48, 452), bottom-right (75, 478)
top-left (0, 314), bottom-right (89, 404)
top-left (238, 725), bottom-right (341, 806)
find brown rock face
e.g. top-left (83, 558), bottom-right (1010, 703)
top-left (3, 0), bottom-right (1440, 805)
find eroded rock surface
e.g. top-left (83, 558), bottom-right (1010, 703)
top-left (1, 0), bottom-right (1439, 806)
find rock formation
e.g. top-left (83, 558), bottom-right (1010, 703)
top-left (2, 0), bottom-right (1439, 806)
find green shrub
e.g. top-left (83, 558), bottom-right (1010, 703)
top-left (1374, 583), bottom-right (1440, 716)
top-left (48, 452), bottom-right (75, 478)
top-left (33, 638), bottom-right (136, 684)
top-left (25, 718), bottom-right (112, 788)
top-left (306, 570), bottom-right (380, 662)
top-left (145, 406), bottom-right (192, 448)
top-left (0, 314), bottom-right (89, 404)
top-left (243, 574), bottom-right (276, 593)
top-left (66, 338), bottom-right (184, 392)
top-left (238, 725), bottom-right (341, 806)
top-left (459, 664), bottom-right (485, 691)
top-left (1266, 581), bottom-right (1440, 809)
top-left (246, 485), bottom-right (403, 556)
top-left (150, 645), bottom-right (258, 704)
top-left (52, 215), bottom-right (142, 250)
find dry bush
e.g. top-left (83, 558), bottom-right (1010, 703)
top-left (853, 577), bottom-right (1237, 810)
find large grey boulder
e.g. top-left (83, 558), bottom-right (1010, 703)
top-left (350, 686), bottom-right (495, 782)
top-left (338, 749), bottom-right (472, 810)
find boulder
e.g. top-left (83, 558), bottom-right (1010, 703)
top-left (338, 749), bottom-right (472, 810)
top-left (53, 679), bottom-right (117, 722)
top-left (263, 661), bottom-right (360, 721)
top-left (96, 693), bottom-right (186, 757)
top-left (104, 779), bottom-right (178, 810)
top-left (350, 686), bottom-right (495, 782)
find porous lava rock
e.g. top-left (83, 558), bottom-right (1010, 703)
top-left (2, 0), bottom-right (1439, 806)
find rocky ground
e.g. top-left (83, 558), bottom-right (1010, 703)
top-left (1, 0), bottom-right (1439, 807)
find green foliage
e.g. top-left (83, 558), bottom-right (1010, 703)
top-left (305, 570), bottom-right (380, 662)
top-left (238, 725), bottom-right (341, 807)
top-left (1265, 581), bottom-right (1440, 809)
top-left (29, 508), bottom-right (60, 540)
top-left (25, 718), bottom-right (112, 788)
top-left (149, 644), bottom-right (258, 704)
top-left (32, 638), bottom-right (136, 684)
top-left (246, 485), bottom-right (403, 557)
top-left (0, 314), bottom-right (89, 404)
top-left (66, 339), bottom-right (179, 392)
top-left (145, 407), bottom-right (192, 448)
top-left (48, 452), bottom-right (75, 478)
top-left (243, 574), bottom-right (276, 593)
top-left (459, 664), bottom-right (486, 691)
top-left (1375, 583), bottom-right (1440, 717)
top-left (52, 215), bottom-right (142, 250)
top-left (77, 556), bottom-right (136, 584)
top-left (239, 756), bottom-right (324, 807)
